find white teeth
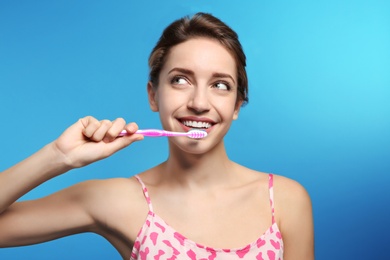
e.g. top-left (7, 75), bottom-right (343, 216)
top-left (182, 120), bottom-right (212, 129)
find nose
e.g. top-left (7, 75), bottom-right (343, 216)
top-left (187, 87), bottom-right (211, 114)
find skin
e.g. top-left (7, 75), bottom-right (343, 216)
top-left (0, 38), bottom-right (314, 259)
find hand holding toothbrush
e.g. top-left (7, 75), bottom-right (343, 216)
top-left (52, 116), bottom-right (144, 169)
top-left (51, 116), bottom-right (207, 170)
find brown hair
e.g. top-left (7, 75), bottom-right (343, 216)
top-left (148, 12), bottom-right (248, 106)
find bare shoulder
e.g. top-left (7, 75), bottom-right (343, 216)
top-left (272, 174), bottom-right (312, 221)
top-left (77, 176), bottom-right (149, 244)
top-left (272, 174), bottom-right (311, 205)
top-left (272, 174), bottom-right (314, 258)
top-left (0, 176), bottom-right (147, 248)
top-left (232, 164), bottom-right (310, 204)
top-left (75, 177), bottom-right (146, 215)
top-left (77, 176), bottom-right (142, 196)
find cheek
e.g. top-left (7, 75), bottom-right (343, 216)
top-left (157, 89), bottom-right (185, 112)
top-left (212, 96), bottom-right (238, 118)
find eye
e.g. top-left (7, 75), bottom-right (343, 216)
top-left (171, 76), bottom-right (189, 85)
top-left (213, 81), bottom-right (230, 91)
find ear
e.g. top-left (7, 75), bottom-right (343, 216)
top-left (232, 100), bottom-right (243, 120)
top-left (147, 81), bottom-right (159, 112)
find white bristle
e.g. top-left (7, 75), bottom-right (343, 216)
top-left (187, 129), bottom-right (207, 139)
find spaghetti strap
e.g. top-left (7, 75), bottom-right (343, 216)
top-left (131, 173), bottom-right (284, 259)
top-left (134, 175), bottom-right (154, 212)
top-left (268, 173), bottom-right (276, 224)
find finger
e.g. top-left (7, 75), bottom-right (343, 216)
top-left (101, 132), bottom-right (144, 158)
top-left (104, 118), bottom-right (126, 142)
top-left (91, 120), bottom-right (112, 142)
top-left (124, 122), bottom-right (140, 134)
top-left (123, 122), bottom-right (144, 141)
top-left (80, 116), bottom-right (100, 138)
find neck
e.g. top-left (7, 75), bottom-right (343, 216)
top-left (161, 140), bottom-right (236, 189)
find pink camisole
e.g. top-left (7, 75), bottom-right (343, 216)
top-left (130, 174), bottom-right (284, 260)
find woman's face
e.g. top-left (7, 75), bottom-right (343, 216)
top-left (148, 37), bottom-right (241, 154)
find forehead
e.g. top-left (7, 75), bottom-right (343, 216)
top-left (161, 37), bottom-right (237, 79)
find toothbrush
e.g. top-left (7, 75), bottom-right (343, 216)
top-left (119, 129), bottom-right (207, 139)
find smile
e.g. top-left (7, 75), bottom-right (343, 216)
top-left (181, 120), bottom-right (212, 129)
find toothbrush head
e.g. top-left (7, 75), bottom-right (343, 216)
top-left (187, 129), bottom-right (208, 139)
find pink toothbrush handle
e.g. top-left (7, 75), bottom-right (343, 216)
top-left (119, 129), bottom-right (187, 137)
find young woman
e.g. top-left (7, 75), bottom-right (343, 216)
top-left (0, 13), bottom-right (314, 259)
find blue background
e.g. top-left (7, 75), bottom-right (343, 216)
top-left (1, 1), bottom-right (389, 259)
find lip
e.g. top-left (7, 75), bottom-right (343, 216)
top-left (177, 116), bottom-right (216, 134)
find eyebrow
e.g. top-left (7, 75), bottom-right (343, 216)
top-left (212, 72), bottom-right (236, 84)
top-left (168, 67), bottom-right (236, 84)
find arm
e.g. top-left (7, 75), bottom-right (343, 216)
top-left (276, 176), bottom-right (314, 260)
top-left (0, 116), bottom-right (143, 247)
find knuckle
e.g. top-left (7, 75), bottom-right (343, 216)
top-left (115, 117), bottom-right (126, 124)
top-left (101, 120), bottom-right (112, 127)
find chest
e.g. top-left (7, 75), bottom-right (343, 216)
top-left (131, 213), bottom-right (283, 260)
top-left (148, 187), bottom-right (273, 249)
top-left (98, 178), bottom-right (275, 256)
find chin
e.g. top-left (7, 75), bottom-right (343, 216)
top-left (169, 137), bottom-right (222, 156)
